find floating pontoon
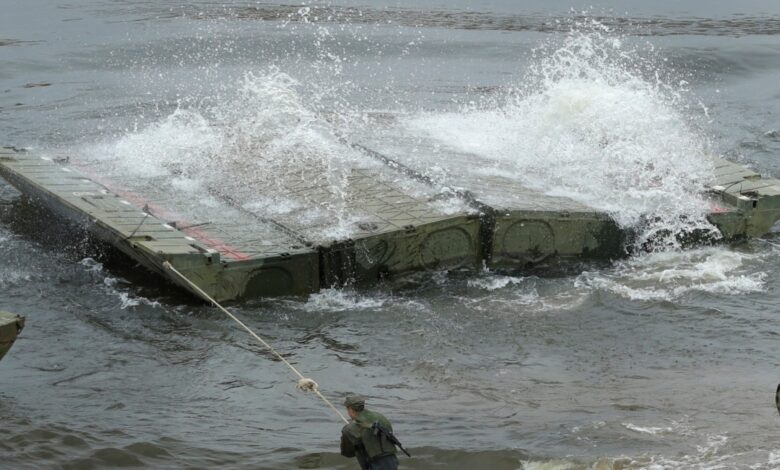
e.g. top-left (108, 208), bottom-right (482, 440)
top-left (1, 146), bottom-right (778, 301)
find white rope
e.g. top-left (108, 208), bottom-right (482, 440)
top-left (163, 261), bottom-right (349, 424)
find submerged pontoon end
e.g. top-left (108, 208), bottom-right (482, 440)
top-left (705, 156), bottom-right (780, 238)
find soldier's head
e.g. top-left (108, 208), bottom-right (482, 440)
top-left (343, 395), bottom-right (365, 419)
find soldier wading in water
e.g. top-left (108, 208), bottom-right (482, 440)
top-left (340, 395), bottom-right (408, 470)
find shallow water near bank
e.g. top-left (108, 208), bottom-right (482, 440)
top-left (3, 1), bottom-right (780, 469)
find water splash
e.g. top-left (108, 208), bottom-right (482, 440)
top-left (405, 19), bottom-right (720, 250)
top-left (89, 69), bottom-right (353, 176)
top-left (82, 67), bottom-right (462, 240)
top-left (466, 274), bottom-right (526, 291)
top-left (577, 247), bottom-right (766, 301)
top-left (300, 288), bottom-right (388, 312)
top-left (623, 423), bottom-right (674, 435)
top-left (79, 258), bottom-right (161, 309)
top-left (81, 71), bottom-right (369, 239)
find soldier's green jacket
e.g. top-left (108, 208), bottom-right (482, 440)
top-left (340, 409), bottom-right (397, 468)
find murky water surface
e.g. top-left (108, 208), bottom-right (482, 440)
top-left (2, 1), bottom-right (780, 469)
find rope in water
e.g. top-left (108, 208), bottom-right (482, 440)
top-left (162, 261), bottom-right (349, 424)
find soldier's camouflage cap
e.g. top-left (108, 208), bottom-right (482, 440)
top-left (343, 395), bottom-right (365, 408)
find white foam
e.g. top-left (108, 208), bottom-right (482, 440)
top-left (578, 247), bottom-right (767, 301)
top-left (623, 423), bottom-right (673, 435)
top-left (116, 292), bottom-right (161, 310)
top-left (520, 459), bottom-right (576, 470)
top-left (93, 271), bottom-right (160, 309)
top-left (428, 194), bottom-right (473, 216)
top-left (301, 288), bottom-right (387, 312)
top-left (78, 257), bottom-right (104, 273)
top-left (467, 274), bottom-right (525, 291)
top-left (634, 434), bottom-right (732, 470)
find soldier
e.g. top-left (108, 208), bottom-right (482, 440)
top-left (340, 395), bottom-right (400, 470)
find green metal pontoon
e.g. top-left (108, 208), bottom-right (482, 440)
top-left (1, 146), bottom-right (779, 302)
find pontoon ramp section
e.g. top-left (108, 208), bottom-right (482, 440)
top-left (0, 147), bottom-right (481, 300)
top-left (0, 147), bottom-right (318, 301)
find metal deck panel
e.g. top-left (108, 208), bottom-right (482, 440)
top-left (203, 161), bottom-right (482, 283)
top-left (0, 148), bottom-right (319, 301)
top-left (353, 138), bottom-right (626, 266)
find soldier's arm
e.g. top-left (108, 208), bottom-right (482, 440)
top-left (340, 431), bottom-right (356, 457)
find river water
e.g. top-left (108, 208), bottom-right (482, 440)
top-left (2, 1), bottom-right (780, 469)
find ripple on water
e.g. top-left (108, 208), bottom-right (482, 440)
top-left (77, 257), bottom-right (162, 310)
top-left (2, 418), bottom-right (214, 469)
top-left (85, 447), bottom-right (145, 467)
